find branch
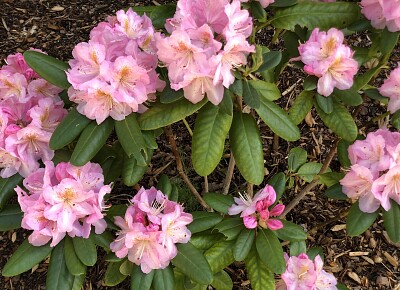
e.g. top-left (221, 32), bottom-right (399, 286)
top-left (222, 155), bottom-right (235, 195)
top-left (164, 126), bottom-right (209, 209)
top-left (280, 138), bottom-right (339, 218)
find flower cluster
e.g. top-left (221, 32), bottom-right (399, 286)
top-left (379, 65), bottom-right (400, 113)
top-left (156, 0), bottom-right (255, 105)
top-left (67, 9), bottom-right (165, 124)
top-left (0, 51), bottom-right (67, 178)
top-left (361, 0), bottom-right (400, 32)
top-left (110, 187), bottom-right (193, 273)
top-left (15, 161), bottom-right (111, 247)
top-left (228, 184), bottom-right (284, 229)
top-left (296, 28), bottom-right (358, 97)
top-left (340, 128), bottom-right (400, 213)
top-left (276, 253), bottom-right (337, 290)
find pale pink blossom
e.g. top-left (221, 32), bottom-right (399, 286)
top-left (379, 66), bottom-right (400, 113)
top-left (361, 0), bottom-right (400, 32)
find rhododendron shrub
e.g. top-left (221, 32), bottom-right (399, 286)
top-left (3, 0), bottom-right (400, 289)
top-left (15, 161), bottom-right (111, 247)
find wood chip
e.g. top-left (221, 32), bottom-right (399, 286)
top-left (383, 251), bottom-right (398, 268)
top-left (361, 256), bottom-right (375, 265)
top-left (11, 232), bottom-right (17, 242)
top-left (349, 251), bottom-right (369, 257)
top-left (331, 224), bottom-right (346, 232)
top-left (51, 6), bottom-right (65, 11)
top-left (348, 271), bottom-right (362, 284)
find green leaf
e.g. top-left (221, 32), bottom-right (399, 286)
top-left (157, 174), bottom-right (172, 197)
top-left (150, 4), bottom-right (176, 30)
top-left (172, 242), bottom-right (213, 285)
top-left (188, 211), bottom-right (224, 234)
top-left (233, 229), bottom-right (255, 261)
top-left (288, 90), bottom-right (314, 125)
top-left (105, 253), bottom-right (122, 262)
top-left (307, 247), bottom-right (324, 261)
top-left (315, 99), bottom-right (357, 142)
top-left (353, 65), bottom-right (383, 91)
top-left (169, 184), bottom-right (179, 202)
top-left (229, 79), bottom-right (243, 97)
top-left (319, 172), bottom-right (344, 187)
top-left (72, 236), bottom-right (97, 266)
top-left (2, 239), bottom-right (52, 276)
top-left (0, 204), bottom-right (22, 231)
top-left (203, 192), bottom-right (234, 214)
top-left (104, 260), bottom-right (127, 286)
top-left (256, 98), bottom-right (300, 141)
top-left (347, 202), bottom-right (379, 236)
top-left (290, 241), bottom-right (307, 256)
top-left (303, 76), bottom-right (318, 91)
top-left (270, 0), bottom-right (297, 7)
top-left (190, 231), bottom-right (225, 251)
top-left (64, 236), bottom-right (86, 276)
top-left (250, 1), bottom-right (266, 21)
top-left (258, 51), bottom-right (283, 72)
top-left (364, 88), bottom-right (387, 102)
top-left (0, 174), bottom-right (23, 209)
top-left (53, 150), bottom-right (72, 165)
top-left (337, 139), bottom-right (352, 168)
top-left (256, 228), bottom-right (286, 274)
top-left (72, 273), bottom-right (86, 290)
top-left (50, 108), bottom-right (91, 150)
top-left (383, 201), bottom-right (400, 243)
top-left (142, 130), bottom-right (159, 150)
top-left (23, 50), bottom-right (70, 89)
top-left (70, 118), bottom-right (114, 166)
top-left (316, 94), bottom-right (333, 114)
top-left (297, 162), bottom-right (324, 183)
top-left (379, 29), bottom-right (399, 55)
top-left (288, 147), bottom-right (307, 172)
top-left (337, 284), bottom-right (351, 290)
top-left (139, 99), bottom-right (207, 130)
top-left (115, 114), bottom-right (147, 166)
top-left (245, 245), bottom-right (275, 290)
top-left (249, 80), bottom-right (281, 101)
top-left (160, 84), bottom-right (184, 104)
top-left (334, 89), bottom-right (363, 106)
top-left (122, 148), bottom-right (153, 186)
top-left (324, 183), bottom-right (348, 200)
top-left (204, 240), bottom-right (235, 273)
top-left (46, 240), bottom-right (75, 290)
top-left (274, 220), bottom-right (307, 242)
top-left (131, 266), bottom-right (154, 290)
top-left (229, 112), bottom-right (264, 185)
top-left (152, 267), bottom-right (174, 290)
top-left (267, 172), bottom-right (286, 201)
top-left (213, 217), bottom-right (245, 241)
top-left (211, 270), bottom-right (233, 290)
top-left (243, 79), bottom-right (260, 109)
top-left (192, 103), bottom-right (232, 176)
top-left (271, 2), bottom-right (361, 31)
top-left (219, 89), bottom-right (234, 116)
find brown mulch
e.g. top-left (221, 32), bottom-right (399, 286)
top-left (0, 1), bottom-right (400, 289)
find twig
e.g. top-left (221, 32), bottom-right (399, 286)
top-left (223, 155), bottom-right (235, 195)
top-left (247, 182), bottom-right (254, 198)
top-left (204, 176), bottom-right (209, 193)
top-left (309, 209), bottom-right (349, 234)
top-left (280, 138), bottom-right (339, 218)
top-left (164, 126), bottom-right (209, 209)
top-left (273, 133), bottom-right (279, 152)
top-left (182, 118), bottom-right (193, 136)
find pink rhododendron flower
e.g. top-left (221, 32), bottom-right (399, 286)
top-left (16, 161), bottom-right (111, 247)
top-left (157, 0), bottom-right (254, 105)
top-left (340, 128), bottom-right (400, 212)
top-left (0, 51), bottom-right (67, 178)
top-left (379, 66), bottom-right (400, 113)
top-left (110, 187), bottom-right (192, 273)
top-left (295, 28), bottom-right (358, 96)
top-left (67, 8), bottom-right (165, 124)
top-left (228, 184), bottom-right (285, 229)
top-left (361, 0), bottom-right (400, 32)
top-left (279, 253), bottom-right (337, 290)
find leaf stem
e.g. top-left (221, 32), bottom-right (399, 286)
top-left (182, 118), bottom-right (193, 136)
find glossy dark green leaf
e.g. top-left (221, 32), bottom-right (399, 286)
top-left (0, 174), bottom-right (23, 210)
top-left (270, 0), bottom-right (297, 7)
top-left (288, 147), bottom-right (307, 172)
top-left (337, 284), bottom-right (351, 290)
top-left (157, 174), bottom-right (172, 197)
top-left (243, 79), bottom-right (260, 109)
top-left (203, 192), bottom-right (234, 214)
top-left (152, 267), bottom-right (174, 290)
top-left (188, 211), bottom-right (224, 234)
top-left (190, 231), bottom-right (225, 251)
top-left (337, 139), bottom-right (352, 168)
top-left (131, 266), bottom-right (154, 290)
top-left (104, 260), bottom-right (127, 286)
top-left (290, 241), bottom-right (307, 256)
top-left (23, 50), bottom-right (70, 89)
top-left (115, 114), bottom-right (147, 166)
top-left (159, 84), bottom-right (184, 104)
top-left (50, 108), bottom-right (91, 150)
top-left (245, 245), bottom-right (275, 290)
top-left (297, 162), bottom-right (324, 183)
top-left (53, 150), bottom-right (72, 165)
top-left (91, 230), bottom-right (114, 251)
top-left (256, 98), bottom-right (300, 141)
top-left (274, 220), bottom-right (307, 242)
top-left (364, 88), bottom-right (387, 102)
top-left (0, 204), bottom-right (22, 231)
top-left (219, 89), bottom-right (234, 116)
top-left (256, 228), bottom-right (286, 274)
top-left (139, 99), bottom-right (207, 130)
top-left (229, 79), bottom-right (243, 97)
top-left (258, 51), bottom-right (283, 72)
top-left (46, 240), bottom-right (75, 290)
top-left (214, 217), bottom-right (246, 241)
top-left (307, 247), bottom-right (324, 261)
top-left (150, 4), bottom-right (176, 30)
top-left (334, 88), bottom-right (363, 106)
top-left (204, 240), bottom-right (235, 273)
top-left (142, 130), bottom-right (159, 150)
top-left (211, 270), bottom-right (233, 290)
top-left (70, 118), bottom-right (114, 166)
top-left (229, 112), bottom-right (264, 185)
top-left (288, 90), bottom-right (314, 125)
top-left (122, 148), bottom-right (153, 186)
top-left (392, 110), bottom-right (400, 130)
top-left (249, 80), bottom-right (281, 101)
top-left (303, 76), bottom-right (318, 91)
top-left (250, 1), bottom-right (266, 21)
top-left (353, 65), bottom-right (382, 91)
top-left (383, 201), bottom-right (400, 243)
top-left (72, 273), bottom-right (86, 290)
top-left (2, 239), bottom-right (52, 276)
top-left (233, 228), bottom-right (255, 261)
top-left (172, 242), bottom-right (213, 285)
top-left (192, 103), bottom-right (232, 176)
top-left (316, 94), bottom-right (333, 114)
top-left (324, 183), bottom-right (348, 200)
top-left (72, 236), bottom-right (97, 266)
top-left (319, 172), bottom-right (344, 187)
top-left (347, 202), bottom-right (379, 236)
top-left (64, 236), bottom-right (86, 276)
top-left (267, 172), bottom-right (286, 201)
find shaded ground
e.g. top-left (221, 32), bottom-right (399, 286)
top-left (0, 0), bottom-right (400, 289)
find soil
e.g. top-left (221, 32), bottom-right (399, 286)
top-left (0, 0), bottom-right (400, 289)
